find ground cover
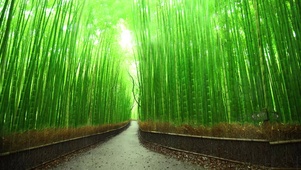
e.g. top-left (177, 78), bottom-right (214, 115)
top-left (139, 121), bottom-right (301, 141)
top-left (1, 121), bottom-right (128, 153)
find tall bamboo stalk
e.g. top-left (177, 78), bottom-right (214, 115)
top-left (1, 0), bottom-right (132, 137)
top-left (134, 0), bottom-right (301, 129)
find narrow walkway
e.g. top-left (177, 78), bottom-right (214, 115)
top-left (51, 121), bottom-right (203, 170)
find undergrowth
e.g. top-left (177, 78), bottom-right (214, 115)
top-left (139, 121), bottom-right (301, 141)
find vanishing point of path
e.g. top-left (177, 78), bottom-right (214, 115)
top-left (51, 121), bottom-right (204, 170)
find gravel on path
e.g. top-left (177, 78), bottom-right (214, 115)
top-left (48, 121), bottom-right (204, 170)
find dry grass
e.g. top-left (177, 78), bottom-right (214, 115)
top-left (1, 121), bottom-right (128, 153)
top-left (139, 121), bottom-right (301, 141)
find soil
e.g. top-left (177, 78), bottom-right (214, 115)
top-left (139, 136), bottom-right (269, 170)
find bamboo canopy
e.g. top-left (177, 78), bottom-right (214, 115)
top-left (134, 0), bottom-right (301, 126)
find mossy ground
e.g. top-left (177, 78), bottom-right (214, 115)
top-left (1, 121), bottom-right (129, 153)
top-left (139, 121), bottom-right (301, 141)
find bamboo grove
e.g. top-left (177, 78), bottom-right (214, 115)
top-left (134, 0), bottom-right (301, 127)
top-left (0, 0), bottom-right (132, 136)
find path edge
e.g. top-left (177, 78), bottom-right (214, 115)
top-left (139, 128), bottom-right (301, 169)
top-left (0, 121), bottom-right (131, 170)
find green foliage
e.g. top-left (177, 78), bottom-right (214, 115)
top-left (134, 0), bottom-right (301, 126)
top-left (0, 0), bottom-right (132, 136)
top-left (1, 0), bottom-right (300, 137)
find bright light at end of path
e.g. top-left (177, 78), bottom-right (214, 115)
top-left (118, 20), bottom-right (134, 54)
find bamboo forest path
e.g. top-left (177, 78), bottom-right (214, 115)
top-left (50, 121), bottom-right (204, 170)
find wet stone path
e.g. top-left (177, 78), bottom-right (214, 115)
top-left (51, 121), bottom-right (204, 170)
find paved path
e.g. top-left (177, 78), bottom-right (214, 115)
top-left (51, 121), bottom-right (203, 170)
